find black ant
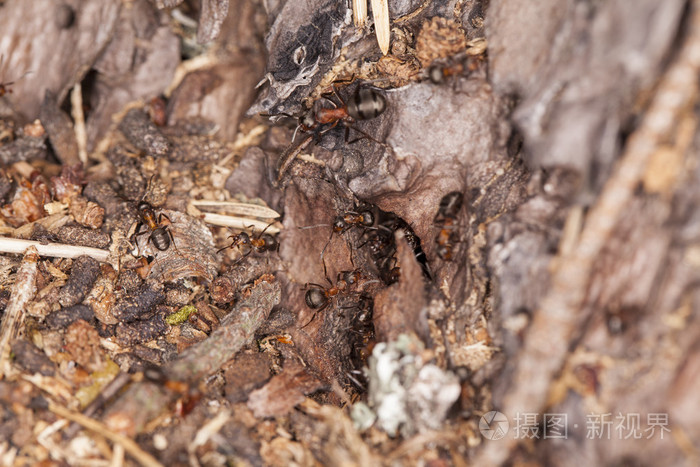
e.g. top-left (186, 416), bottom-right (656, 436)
top-left (434, 191), bottom-right (463, 261)
top-left (349, 294), bottom-right (375, 362)
top-left (274, 86), bottom-right (387, 183)
top-left (356, 208), bottom-right (432, 284)
top-left (302, 269), bottom-right (371, 328)
top-left (216, 225), bottom-right (279, 260)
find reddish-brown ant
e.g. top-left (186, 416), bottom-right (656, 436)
top-left (318, 207), bottom-right (377, 279)
top-left (274, 86), bottom-right (387, 183)
top-left (217, 225), bottom-right (279, 260)
top-left (426, 52), bottom-right (484, 85)
top-left (130, 176), bottom-right (177, 254)
top-left (332, 210), bottom-right (375, 234)
top-left (434, 191), bottom-right (463, 261)
top-left (302, 269), bottom-right (374, 328)
top-left (0, 54), bottom-right (31, 98)
top-left (133, 200), bottom-right (177, 252)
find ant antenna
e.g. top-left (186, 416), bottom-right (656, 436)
top-left (320, 233), bottom-right (333, 284)
top-left (298, 223), bottom-right (331, 230)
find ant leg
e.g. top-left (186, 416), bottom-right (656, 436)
top-left (319, 230), bottom-right (335, 284)
top-left (345, 124), bottom-right (385, 146)
top-left (300, 300), bottom-right (330, 329)
top-left (157, 213), bottom-right (182, 255)
top-left (347, 236), bottom-right (356, 269)
top-left (232, 248), bottom-right (252, 266)
top-left (132, 222), bottom-right (147, 238)
top-left (166, 228), bottom-right (182, 255)
top-left (130, 222), bottom-right (148, 255)
top-left (216, 235), bottom-right (237, 254)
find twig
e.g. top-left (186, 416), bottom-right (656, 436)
top-left (71, 82), bottom-right (88, 165)
top-left (166, 278), bottom-right (281, 381)
top-left (64, 372), bottom-right (133, 439)
top-left (94, 279), bottom-right (281, 438)
top-left (188, 410), bottom-right (231, 467)
top-left (0, 237), bottom-right (110, 262)
top-left (48, 402), bottom-right (164, 467)
top-left (0, 247), bottom-right (38, 377)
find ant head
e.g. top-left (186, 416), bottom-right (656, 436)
top-left (237, 232), bottom-right (251, 245)
top-left (428, 65), bottom-right (445, 84)
top-left (360, 211), bottom-right (374, 227)
top-left (347, 88), bottom-right (387, 121)
top-left (299, 109), bottom-right (316, 130)
top-left (305, 287), bottom-right (327, 309)
top-left (137, 201), bottom-right (152, 212)
top-left (436, 245), bottom-right (452, 261)
top-left (340, 270), bottom-right (361, 285)
top-left (332, 216), bottom-right (347, 233)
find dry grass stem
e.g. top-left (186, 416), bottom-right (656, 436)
top-left (0, 237), bottom-right (110, 262)
top-left (200, 212), bottom-right (282, 233)
top-left (190, 200), bottom-right (280, 218)
top-left (371, 0), bottom-right (390, 54)
top-left (48, 402), bottom-right (164, 467)
top-left (353, 0), bottom-right (367, 28)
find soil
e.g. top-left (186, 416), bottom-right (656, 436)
top-left (0, 0), bottom-right (699, 466)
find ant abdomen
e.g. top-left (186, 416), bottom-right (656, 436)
top-left (150, 227), bottom-right (171, 251)
top-left (305, 288), bottom-right (327, 309)
top-left (346, 88), bottom-right (387, 121)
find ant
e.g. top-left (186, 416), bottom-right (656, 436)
top-left (274, 85), bottom-right (387, 183)
top-left (434, 191), bottom-right (463, 261)
top-left (332, 209), bottom-right (375, 234)
top-left (0, 54), bottom-right (31, 98)
top-left (216, 225), bottom-right (279, 260)
top-left (302, 269), bottom-right (371, 328)
top-left (318, 207), bottom-right (377, 279)
top-left (133, 200), bottom-right (177, 252)
top-left (343, 294), bottom-right (376, 389)
top-left (130, 176), bottom-right (177, 254)
top-left (426, 52), bottom-right (484, 85)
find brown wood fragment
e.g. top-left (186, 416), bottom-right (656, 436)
top-left (57, 255), bottom-right (100, 307)
top-left (56, 224), bottom-right (111, 249)
top-left (223, 351), bottom-right (272, 403)
top-left (0, 247), bottom-right (38, 377)
top-left (10, 339), bottom-right (55, 376)
top-left (118, 108), bottom-right (170, 157)
top-left (111, 286), bottom-right (165, 323)
top-left (39, 91), bottom-right (80, 166)
top-left (166, 278), bottom-right (281, 382)
top-left (197, 0), bottom-right (230, 44)
top-left (210, 255), bottom-right (282, 304)
top-left (477, 3), bottom-right (700, 464)
top-left (373, 232), bottom-right (429, 342)
top-left (247, 360), bottom-right (323, 418)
